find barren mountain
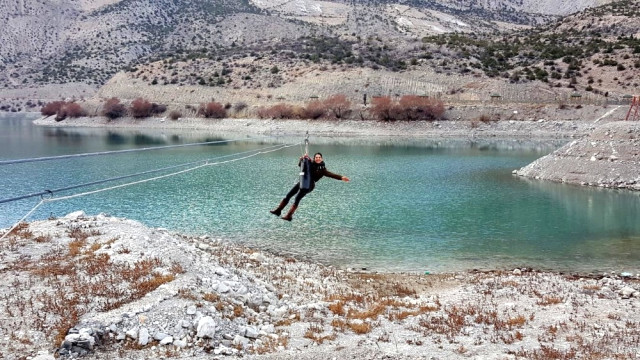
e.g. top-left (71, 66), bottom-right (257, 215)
top-left (2, 0), bottom-right (637, 113)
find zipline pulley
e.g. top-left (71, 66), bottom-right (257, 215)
top-left (300, 131), bottom-right (312, 190)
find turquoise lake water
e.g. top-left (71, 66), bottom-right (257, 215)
top-left (2, 113), bottom-right (640, 274)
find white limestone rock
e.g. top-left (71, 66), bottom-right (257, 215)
top-left (196, 316), bottom-right (216, 339)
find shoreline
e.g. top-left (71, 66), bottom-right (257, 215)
top-left (33, 115), bottom-right (597, 140)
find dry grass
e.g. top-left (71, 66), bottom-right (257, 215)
top-left (505, 315), bottom-right (527, 328)
top-left (34, 234), bottom-right (52, 243)
top-left (203, 292), bottom-right (219, 302)
top-left (251, 332), bottom-right (289, 354)
top-left (347, 321), bottom-right (372, 334)
top-left (328, 301), bottom-right (346, 316)
top-left (10, 223), bottom-right (33, 238)
top-left (178, 288), bottom-right (198, 300)
top-left (303, 323), bottom-right (336, 344)
top-left (326, 292), bottom-right (366, 304)
top-left (389, 309), bottom-right (424, 321)
top-left (416, 302), bottom-right (530, 341)
top-left (68, 239), bottom-right (87, 256)
top-left (537, 295), bottom-right (564, 306)
top-left (583, 284), bottom-right (601, 291)
top-left (275, 311), bottom-right (301, 326)
top-left (0, 229), bottom-right (181, 349)
top-left (390, 283), bottom-right (417, 297)
top-left (331, 318), bottom-right (348, 332)
top-left (347, 303), bottom-right (386, 320)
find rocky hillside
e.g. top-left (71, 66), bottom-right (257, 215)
top-left (3, 0), bottom-right (639, 114)
top-left (0, 0), bottom-right (616, 87)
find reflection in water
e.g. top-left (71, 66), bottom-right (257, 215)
top-left (202, 137), bottom-right (228, 145)
top-left (106, 132), bottom-right (127, 145)
top-left (43, 129), bottom-right (84, 145)
top-left (133, 134), bottom-right (167, 146)
top-left (523, 178), bottom-right (640, 236)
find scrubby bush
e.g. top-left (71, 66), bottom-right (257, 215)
top-left (324, 94), bottom-right (351, 119)
top-left (41, 101), bottom-right (66, 116)
top-left (398, 95), bottom-right (445, 121)
top-left (256, 103), bottom-right (296, 119)
top-left (198, 102), bottom-right (226, 118)
top-left (101, 98), bottom-right (127, 120)
top-left (129, 98), bottom-right (165, 118)
top-left (150, 103), bottom-right (167, 115)
top-left (256, 106), bottom-right (270, 119)
top-left (42, 101), bottom-right (86, 121)
top-left (233, 102), bottom-right (248, 113)
top-left (370, 96), bottom-right (444, 121)
top-left (130, 98), bottom-right (153, 118)
top-left (370, 96), bottom-right (396, 121)
top-left (476, 114), bottom-right (493, 123)
top-left (269, 103), bottom-right (296, 119)
top-left (56, 103), bottom-right (87, 121)
top-left (302, 100), bottom-right (326, 119)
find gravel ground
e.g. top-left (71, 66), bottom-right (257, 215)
top-left (1, 214), bottom-right (639, 360)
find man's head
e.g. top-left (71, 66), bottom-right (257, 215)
top-left (313, 152), bottom-right (323, 164)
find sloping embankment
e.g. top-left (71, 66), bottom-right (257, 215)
top-left (515, 121), bottom-right (640, 190)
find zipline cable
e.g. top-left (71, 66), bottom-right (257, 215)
top-left (0, 143), bottom-right (293, 205)
top-left (0, 199), bottom-right (45, 241)
top-left (0, 142), bottom-right (300, 240)
top-left (0, 137), bottom-right (255, 166)
top-left (43, 143), bottom-right (298, 202)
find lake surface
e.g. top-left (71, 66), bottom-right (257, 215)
top-left (2, 113), bottom-right (640, 274)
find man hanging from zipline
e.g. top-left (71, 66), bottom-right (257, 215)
top-left (270, 152), bottom-right (350, 221)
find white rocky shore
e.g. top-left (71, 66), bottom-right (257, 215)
top-left (34, 115), bottom-right (596, 139)
top-left (515, 121), bottom-right (640, 190)
top-left (2, 212), bottom-right (639, 360)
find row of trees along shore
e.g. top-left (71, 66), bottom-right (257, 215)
top-left (41, 95), bottom-right (446, 122)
